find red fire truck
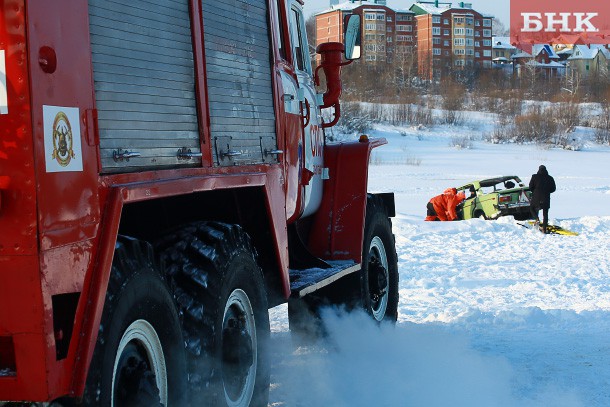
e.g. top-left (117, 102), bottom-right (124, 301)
top-left (0, 0), bottom-right (397, 405)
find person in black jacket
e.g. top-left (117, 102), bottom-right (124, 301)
top-left (529, 165), bottom-right (556, 233)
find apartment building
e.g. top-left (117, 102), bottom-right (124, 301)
top-left (315, 0), bottom-right (416, 64)
top-left (410, 1), bottom-right (493, 78)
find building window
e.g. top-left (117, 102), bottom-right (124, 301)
top-left (495, 51), bottom-right (501, 57)
top-left (586, 64), bottom-right (590, 71)
top-left (433, 48), bottom-right (441, 55)
top-left (433, 38), bottom-right (441, 45)
top-left (483, 29), bottom-right (492, 37)
top-left (387, 26), bottom-right (392, 32)
top-left (397, 14), bottom-right (412, 21)
top-left (454, 49), bottom-right (465, 55)
top-left (465, 28), bottom-right (474, 36)
top-left (483, 50), bottom-right (491, 57)
top-left (387, 16), bottom-right (392, 22)
top-left (454, 28), bottom-right (465, 35)
top-left (475, 41), bottom-right (480, 47)
top-left (432, 16), bottom-right (441, 24)
top-left (387, 36), bottom-right (392, 42)
top-left (396, 35), bottom-right (413, 42)
top-left (365, 24), bottom-right (376, 30)
top-left (475, 31), bottom-right (480, 37)
top-left (475, 20), bottom-right (480, 26)
top-left (443, 29), bottom-right (450, 36)
top-left (444, 40), bottom-right (449, 46)
top-left (365, 34), bottom-right (375, 40)
top-left (366, 55), bottom-right (377, 61)
top-left (365, 13), bottom-right (375, 20)
top-left (377, 14), bottom-right (385, 21)
top-left (396, 25), bottom-right (412, 32)
top-left (454, 38), bottom-right (465, 46)
top-left (466, 38), bottom-right (473, 46)
top-left (455, 59), bottom-right (465, 66)
top-left (483, 19), bottom-right (491, 27)
top-left (466, 49), bottom-right (474, 56)
top-left (443, 18), bottom-right (449, 25)
top-left (475, 51), bottom-right (480, 57)
top-left (445, 50), bottom-right (450, 56)
top-left (432, 27), bottom-right (441, 35)
top-left (483, 39), bottom-right (492, 46)
top-left (454, 17), bottom-right (464, 24)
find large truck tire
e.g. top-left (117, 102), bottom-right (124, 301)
top-left (83, 237), bottom-right (187, 406)
top-left (156, 222), bottom-right (270, 407)
top-left (360, 195), bottom-right (399, 322)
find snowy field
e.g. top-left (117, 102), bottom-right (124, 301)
top-left (267, 113), bottom-right (610, 406)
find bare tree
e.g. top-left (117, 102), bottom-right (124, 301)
top-left (492, 18), bottom-right (509, 36)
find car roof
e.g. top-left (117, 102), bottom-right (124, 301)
top-left (458, 175), bottom-right (521, 189)
top-left (478, 176), bottom-right (521, 187)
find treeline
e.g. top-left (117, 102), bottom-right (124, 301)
top-left (323, 60), bottom-right (610, 147)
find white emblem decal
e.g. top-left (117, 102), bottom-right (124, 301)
top-left (43, 106), bottom-right (84, 172)
top-left (1, 50), bottom-right (7, 115)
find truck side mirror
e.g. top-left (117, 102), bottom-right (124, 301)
top-left (344, 15), bottom-right (361, 60)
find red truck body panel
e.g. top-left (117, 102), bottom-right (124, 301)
top-left (0, 0), bottom-right (377, 402)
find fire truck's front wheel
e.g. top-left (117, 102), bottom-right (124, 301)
top-left (84, 237), bottom-right (187, 406)
top-left (156, 222), bottom-right (270, 406)
top-left (361, 195), bottom-right (399, 322)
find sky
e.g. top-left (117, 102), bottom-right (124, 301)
top-left (303, 0), bottom-right (510, 26)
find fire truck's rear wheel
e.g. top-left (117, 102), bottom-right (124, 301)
top-left (360, 195), bottom-right (399, 322)
top-left (84, 237), bottom-right (187, 406)
top-left (156, 222), bottom-right (270, 406)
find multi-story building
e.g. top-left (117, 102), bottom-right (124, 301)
top-left (409, 1), bottom-right (493, 78)
top-left (315, 1), bottom-right (494, 79)
top-left (315, 0), bottom-right (416, 64)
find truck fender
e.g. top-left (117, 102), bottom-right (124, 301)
top-left (307, 137), bottom-right (390, 263)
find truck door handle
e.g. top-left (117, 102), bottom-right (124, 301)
top-left (177, 147), bottom-right (203, 160)
top-left (221, 150), bottom-right (242, 158)
top-left (265, 149), bottom-right (284, 156)
top-left (302, 98), bottom-right (310, 128)
top-left (113, 149), bottom-right (141, 162)
top-left (283, 94), bottom-right (295, 101)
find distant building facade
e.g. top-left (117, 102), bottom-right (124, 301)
top-left (315, 1), bottom-right (494, 79)
top-left (409, 1), bottom-right (493, 79)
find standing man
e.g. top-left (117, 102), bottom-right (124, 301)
top-left (529, 165), bottom-right (556, 233)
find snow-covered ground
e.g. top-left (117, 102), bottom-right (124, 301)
top-left (267, 113), bottom-right (610, 406)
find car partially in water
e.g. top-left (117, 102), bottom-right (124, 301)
top-left (457, 176), bottom-right (533, 220)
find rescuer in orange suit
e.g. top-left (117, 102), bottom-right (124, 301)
top-left (425, 188), bottom-right (466, 221)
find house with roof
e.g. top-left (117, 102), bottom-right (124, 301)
top-left (567, 45), bottom-right (610, 78)
top-left (492, 36), bottom-right (516, 66)
top-left (512, 44), bottom-right (565, 78)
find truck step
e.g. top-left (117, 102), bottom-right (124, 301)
top-left (289, 261), bottom-right (360, 298)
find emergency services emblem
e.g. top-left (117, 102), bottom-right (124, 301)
top-left (51, 111), bottom-right (75, 167)
top-left (43, 105), bottom-right (83, 172)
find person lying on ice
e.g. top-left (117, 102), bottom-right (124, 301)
top-left (425, 188), bottom-right (466, 221)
